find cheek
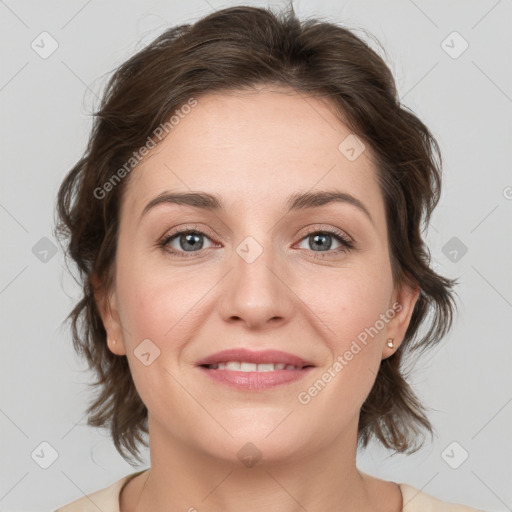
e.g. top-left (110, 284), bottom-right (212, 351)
top-left (295, 267), bottom-right (393, 418)
top-left (116, 267), bottom-right (167, 343)
top-left (115, 253), bottom-right (219, 355)
top-left (114, 266), bottom-right (199, 416)
top-left (301, 264), bottom-right (393, 348)
top-left (117, 272), bottom-right (192, 345)
top-left (115, 240), bottom-right (177, 339)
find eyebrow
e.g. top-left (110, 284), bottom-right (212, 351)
top-left (140, 190), bottom-right (374, 225)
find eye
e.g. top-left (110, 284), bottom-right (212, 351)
top-left (295, 227), bottom-right (354, 256)
top-left (159, 226), bottom-right (217, 258)
top-left (158, 225), bottom-right (355, 258)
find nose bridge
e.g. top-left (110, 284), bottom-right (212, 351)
top-left (218, 230), bottom-right (293, 328)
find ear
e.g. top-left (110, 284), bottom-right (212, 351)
top-left (381, 280), bottom-right (421, 360)
top-left (90, 273), bottom-right (127, 356)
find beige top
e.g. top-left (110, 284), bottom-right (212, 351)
top-left (54, 470), bottom-right (485, 511)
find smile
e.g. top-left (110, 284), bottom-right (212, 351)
top-left (203, 361), bottom-right (304, 371)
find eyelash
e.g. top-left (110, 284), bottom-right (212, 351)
top-left (157, 224), bottom-right (355, 259)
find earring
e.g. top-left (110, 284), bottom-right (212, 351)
top-left (386, 338), bottom-right (394, 349)
top-left (108, 338), bottom-right (117, 345)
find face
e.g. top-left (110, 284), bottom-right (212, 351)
top-left (96, 86), bottom-right (419, 465)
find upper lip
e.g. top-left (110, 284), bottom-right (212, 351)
top-left (195, 348), bottom-right (314, 368)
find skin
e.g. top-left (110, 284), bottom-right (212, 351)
top-left (94, 85), bottom-right (420, 512)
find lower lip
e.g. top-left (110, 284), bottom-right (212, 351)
top-left (197, 366), bottom-right (314, 391)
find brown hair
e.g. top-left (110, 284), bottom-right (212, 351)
top-left (55, 4), bottom-right (457, 465)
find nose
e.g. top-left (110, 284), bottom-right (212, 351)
top-left (217, 238), bottom-right (295, 330)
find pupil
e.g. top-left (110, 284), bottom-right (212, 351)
top-left (181, 233), bottom-right (203, 251)
top-left (311, 233), bottom-right (331, 251)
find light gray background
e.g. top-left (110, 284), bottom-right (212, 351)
top-left (1, 1), bottom-right (511, 511)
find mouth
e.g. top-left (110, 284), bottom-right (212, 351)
top-left (201, 361), bottom-right (311, 371)
top-left (196, 348), bottom-right (315, 390)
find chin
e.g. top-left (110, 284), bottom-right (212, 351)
top-left (200, 425), bottom-right (315, 467)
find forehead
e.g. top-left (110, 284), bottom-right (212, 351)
top-left (121, 87), bottom-right (385, 224)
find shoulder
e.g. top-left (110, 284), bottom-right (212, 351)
top-left (54, 471), bottom-right (145, 512)
top-left (399, 483), bottom-right (485, 512)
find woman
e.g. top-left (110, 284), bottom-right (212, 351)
top-left (53, 5), bottom-right (482, 511)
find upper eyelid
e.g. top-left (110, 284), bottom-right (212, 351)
top-left (162, 225), bottom-right (219, 243)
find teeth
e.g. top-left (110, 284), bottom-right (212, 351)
top-left (256, 363), bottom-right (275, 372)
top-left (240, 362), bottom-right (257, 371)
top-left (207, 361), bottom-right (302, 371)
